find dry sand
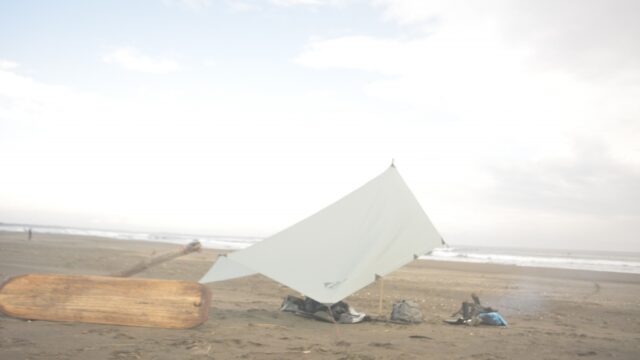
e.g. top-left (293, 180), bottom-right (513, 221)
top-left (1, 231), bottom-right (639, 359)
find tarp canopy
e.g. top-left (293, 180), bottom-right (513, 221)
top-left (199, 165), bottom-right (443, 304)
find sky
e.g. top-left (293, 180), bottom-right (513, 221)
top-left (1, 0), bottom-right (639, 252)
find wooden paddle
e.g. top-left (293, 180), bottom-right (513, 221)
top-left (0, 241), bottom-right (211, 329)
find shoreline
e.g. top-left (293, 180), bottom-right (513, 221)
top-left (5, 225), bottom-right (640, 275)
top-left (2, 230), bottom-right (638, 283)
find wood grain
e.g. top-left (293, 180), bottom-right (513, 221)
top-left (0, 273), bottom-right (211, 329)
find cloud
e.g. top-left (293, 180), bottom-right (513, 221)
top-left (0, 59), bottom-right (19, 71)
top-left (501, 1), bottom-right (640, 81)
top-left (293, 25), bottom-right (548, 127)
top-left (295, 35), bottom-right (412, 75)
top-left (103, 47), bottom-right (181, 74)
top-left (0, 64), bottom-right (407, 238)
top-left (0, 65), bottom-right (81, 121)
top-left (491, 139), bottom-right (640, 217)
top-left (373, 0), bottom-right (640, 81)
top-left (270, 0), bottom-right (348, 7)
top-left (477, 139), bottom-right (640, 251)
top-left (372, 0), bottom-right (462, 26)
top-left (294, 0), bottom-right (640, 158)
top-left (292, 0), bottom-right (640, 250)
top-left (163, 0), bottom-right (212, 9)
top-left (182, 0), bottom-right (211, 7)
top-left (225, 0), bottom-right (260, 12)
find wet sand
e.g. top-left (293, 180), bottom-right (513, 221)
top-left (1, 232), bottom-right (639, 359)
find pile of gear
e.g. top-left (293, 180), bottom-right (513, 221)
top-left (390, 300), bottom-right (424, 324)
top-left (281, 296), bottom-right (426, 324)
top-left (280, 295), bottom-right (367, 324)
top-left (281, 293), bottom-right (506, 327)
top-left (445, 293), bottom-right (507, 326)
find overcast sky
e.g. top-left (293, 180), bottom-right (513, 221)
top-left (1, 0), bottom-right (639, 251)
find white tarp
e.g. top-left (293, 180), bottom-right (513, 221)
top-left (199, 165), bottom-right (443, 304)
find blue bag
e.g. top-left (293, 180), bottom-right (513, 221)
top-left (477, 312), bottom-right (508, 326)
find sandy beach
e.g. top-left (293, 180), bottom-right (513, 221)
top-left (1, 231), bottom-right (639, 359)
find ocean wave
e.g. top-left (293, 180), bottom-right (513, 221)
top-left (422, 247), bottom-right (640, 274)
top-left (0, 224), bottom-right (260, 250)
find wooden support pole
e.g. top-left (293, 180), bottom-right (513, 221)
top-left (377, 275), bottom-right (384, 317)
top-left (326, 305), bottom-right (341, 338)
top-left (110, 240), bottom-right (201, 277)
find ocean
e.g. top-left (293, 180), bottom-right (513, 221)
top-left (2, 223), bottom-right (640, 274)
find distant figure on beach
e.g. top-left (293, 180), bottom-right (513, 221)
top-left (28, 228), bottom-right (32, 241)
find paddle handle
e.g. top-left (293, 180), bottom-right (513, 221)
top-left (110, 240), bottom-right (201, 277)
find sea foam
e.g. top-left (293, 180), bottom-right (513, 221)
top-left (422, 246), bottom-right (640, 274)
